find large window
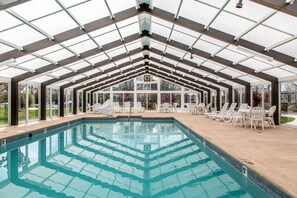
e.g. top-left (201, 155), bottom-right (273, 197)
top-left (64, 90), bottom-right (73, 115)
top-left (252, 86), bottom-right (262, 107)
top-left (52, 89), bottom-right (59, 117)
top-left (0, 82), bottom-right (9, 126)
top-left (113, 79), bottom-right (134, 91)
top-left (281, 81), bottom-right (297, 113)
top-left (18, 84), bottom-right (26, 123)
top-left (160, 80), bottom-right (181, 91)
top-left (28, 85), bottom-right (39, 121)
top-left (78, 91), bottom-right (83, 113)
top-left (264, 85), bottom-right (271, 109)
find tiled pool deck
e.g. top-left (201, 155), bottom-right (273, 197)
top-left (1, 112), bottom-right (297, 197)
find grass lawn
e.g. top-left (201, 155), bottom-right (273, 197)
top-left (281, 116), bottom-right (295, 124)
top-left (0, 103), bottom-right (8, 125)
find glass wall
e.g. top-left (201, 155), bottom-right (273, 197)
top-left (281, 81), bottom-right (297, 115)
top-left (46, 88), bottom-right (50, 118)
top-left (0, 82), bottom-right (9, 126)
top-left (64, 90), bottom-right (73, 115)
top-left (264, 85), bottom-right (271, 109)
top-left (28, 85), bottom-right (39, 121)
top-left (18, 84), bottom-right (27, 123)
top-left (78, 92), bottom-right (83, 113)
top-left (252, 86), bottom-right (262, 107)
top-left (52, 89), bottom-right (59, 117)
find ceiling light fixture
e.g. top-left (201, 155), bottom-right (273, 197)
top-left (236, 0), bottom-right (243, 8)
top-left (286, 0), bottom-right (295, 4)
top-left (190, 53), bottom-right (194, 59)
top-left (237, 46), bottom-right (274, 62)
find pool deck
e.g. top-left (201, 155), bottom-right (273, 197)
top-left (1, 112), bottom-right (297, 197)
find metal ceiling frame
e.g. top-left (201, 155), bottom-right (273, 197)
top-left (145, 4), bottom-right (297, 69)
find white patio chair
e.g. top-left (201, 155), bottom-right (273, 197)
top-left (188, 103), bottom-right (197, 115)
top-left (265, 105), bottom-right (276, 128)
top-left (203, 103), bottom-right (211, 115)
top-left (249, 107), bottom-right (266, 130)
top-left (124, 102), bottom-right (131, 113)
top-left (113, 102), bottom-right (122, 113)
top-left (96, 99), bottom-right (112, 116)
top-left (215, 103), bottom-right (237, 122)
top-left (231, 103), bottom-right (249, 127)
top-left (135, 102), bottom-right (145, 112)
top-left (161, 103), bottom-right (170, 113)
top-left (206, 103), bottom-right (229, 119)
top-left (92, 103), bottom-right (100, 114)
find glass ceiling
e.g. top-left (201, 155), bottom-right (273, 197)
top-left (0, 0), bottom-right (297, 92)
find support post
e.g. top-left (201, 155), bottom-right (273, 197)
top-left (207, 90), bottom-right (211, 105)
top-left (73, 90), bottom-right (77, 115)
top-left (59, 88), bottom-right (64, 117)
top-left (40, 84), bottom-right (46, 120)
top-left (90, 91), bottom-right (94, 105)
top-left (216, 90), bottom-right (221, 111)
top-left (83, 90), bottom-right (87, 113)
top-left (228, 87), bottom-right (233, 105)
top-left (245, 84), bottom-right (251, 106)
top-left (199, 91), bottom-right (204, 103)
top-left (271, 81), bottom-right (280, 125)
top-left (11, 81), bottom-right (18, 125)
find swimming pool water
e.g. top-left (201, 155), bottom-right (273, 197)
top-left (0, 119), bottom-right (271, 197)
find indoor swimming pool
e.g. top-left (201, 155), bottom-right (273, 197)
top-left (0, 118), bottom-right (271, 197)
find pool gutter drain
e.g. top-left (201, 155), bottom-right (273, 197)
top-left (242, 165), bottom-right (248, 177)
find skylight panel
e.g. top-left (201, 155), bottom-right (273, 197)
top-left (87, 53), bottom-right (108, 65)
top-left (0, 25), bottom-right (46, 46)
top-left (211, 12), bottom-right (254, 36)
top-left (59, 0), bottom-right (87, 7)
top-left (216, 49), bottom-right (247, 62)
top-left (274, 39), bottom-right (297, 58)
top-left (114, 57), bottom-right (130, 65)
top-left (220, 68), bottom-right (242, 77)
top-left (117, 16), bottom-right (139, 28)
top-left (119, 22), bottom-right (139, 38)
top-left (179, 0), bottom-right (218, 25)
top-left (130, 53), bottom-right (143, 61)
top-left (126, 40), bottom-right (141, 52)
top-left (100, 63), bottom-right (115, 71)
top-left (263, 68), bottom-right (295, 78)
top-left (0, 68), bottom-right (26, 78)
top-left (18, 58), bottom-right (49, 70)
top-left (165, 46), bottom-right (185, 58)
top-left (239, 76), bottom-right (259, 83)
top-left (162, 57), bottom-right (177, 66)
top-left (51, 68), bottom-right (71, 76)
top-left (30, 76), bottom-right (53, 83)
top-left (0, 11), bottom-right (22, 31)
top-left (32, 12), bottom-right (79, 36)
top-left (264, 12), bottom-right (297, 35)
top-left (170, 29), bottom-right (196, 47)
top-left (151, 40), bottom-right (166, 52)
top-left (0, 43), bottom-right (14, 54)
top-left (107, 0), bottom-right (135, 13)
top-left (202, 61), bottom-right (222, 71)
top-left (106, 46), bottom-right (127, 58)
top-left (242, 25), bottom-right (290, 47)
top-left (69, 0), bottom-right (110, 25)
top-left (43, 49), bottom-right (74, 62)
top-left (224, 0), bottom-right (273, 21)
top-left (10, 0), bottom-right (61, 21)
top-left (68, 39), bottom-right (97, 54)
top-left (194, 40), bottom-right (222, 55)
top-left (240, 58), bottom-right (271, 70)
top-left (151, 22), bottom-right (171, 39)
top-left (94, 29), bottom-right (120, 46)
top-left (153, 0), bottom-right (180, 14)
top-left (67, 61), bottom-right (89, 70)
top-left (34, 45), bottom-right (63, 56)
